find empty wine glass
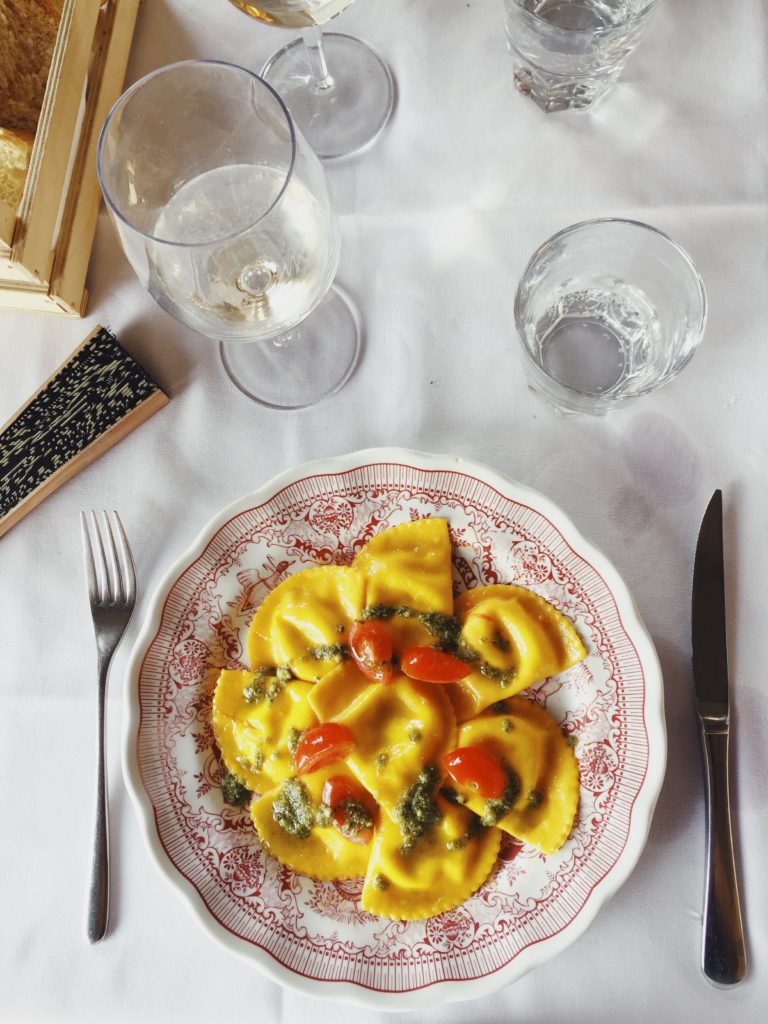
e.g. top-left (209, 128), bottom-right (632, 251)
top-left (228, 0), bottom-right (394, 160)
top-left (97, 60), bottom-right (361, 410)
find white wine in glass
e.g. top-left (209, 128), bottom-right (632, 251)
top-left (229, 0), bottom-right (353, 28)
top-left (98, 60), bottom-right (361, 410)
top-left (228, 0), bottom-right (394, 159)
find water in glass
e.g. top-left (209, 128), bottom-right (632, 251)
top-left (515, 219), bottom-right (707, 415)
top-left (503, 0), bottom-right (660, 111)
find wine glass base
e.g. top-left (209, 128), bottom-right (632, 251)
top-left (261, 33), bottom-right (395, 160)
top-left (219, 284), bottom-right (362, 410)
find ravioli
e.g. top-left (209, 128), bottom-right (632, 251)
top-left (250, 764), bottom-right (371, 880)
top-left (307, 659), bottom-right (371, 723)
top-left (332, 674), bottom-right (457, 813)
top-left (212, 669), bottom-right (317, 792)
top-left (454, 698), bottom-right (579, 855)
top-left (449, 584), bottom-right (587, 720)
top-left (212, 518), bottom-right (586, 919)
top-left (248, 566), bottom-right (365, 681)
top-left (361, 796), bottom-right (501, 920)
top-left (354, 518), bottom-right (454, 615)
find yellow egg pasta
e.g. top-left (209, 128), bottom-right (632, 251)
top-left (333, 674), bottom-right (457, 813)
top-left (455, 699), bottom-right (580, 855)
top-left (250, 765), bottom-right (372, 880)
top-left (354, 517), bottom-right (454, 614)
top-left (307, 660), bottom-right (371, 724)
top-left (248, 566), bottom-right (365, 681)
top-left (361, 796), bottom-right (502, 921)
top-left (449, 584), bottom-right (587, 720)
top-left (212, 519), bottom-right (587, 921)
top-left (212, 669), bottom-right (317, 792)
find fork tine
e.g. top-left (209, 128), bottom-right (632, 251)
top-left (81, 511), bottom-right (99, 602)
top-left (111, 512), bottom-right (136, 606)
top-left (101, 510), bottom-right (121, 604)
top-left (89, 510), bottom-right (109, 604)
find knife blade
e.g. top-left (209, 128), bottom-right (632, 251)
top-left (691, 489), bottom-right (746, 985)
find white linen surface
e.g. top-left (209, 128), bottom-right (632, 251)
top-left (1, 0), bottom-right (766, 1019)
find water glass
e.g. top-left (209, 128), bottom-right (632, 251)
top-left (514, 219), bottom-right (707, 415)
top-left (502, 0), bottom-right (661, 112)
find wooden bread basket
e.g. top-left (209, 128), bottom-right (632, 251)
top-left (0, 0), bottom-right (140, 316)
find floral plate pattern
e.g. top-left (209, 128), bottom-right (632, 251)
top-left (123, 448), bottom-right (665, 1009)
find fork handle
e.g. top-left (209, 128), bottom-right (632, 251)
top-left (87, 657), bottom-right (110, 943)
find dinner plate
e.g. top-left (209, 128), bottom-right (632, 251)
top-left (123, 447), bottom-right (665, 1009)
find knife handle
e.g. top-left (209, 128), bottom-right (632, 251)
top-left (699, 722), bottom-right (747, 985)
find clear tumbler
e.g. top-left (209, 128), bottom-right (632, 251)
top-left (515, 219), bottom-right (707, 415)
top-left (502, 0), bottom-right (661, 112)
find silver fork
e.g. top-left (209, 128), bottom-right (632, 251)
top-left (81, 511), bottom-right (137, 944)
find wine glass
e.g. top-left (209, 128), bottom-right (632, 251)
top-left (97, 60), bottom-right (361, 410)
top-left (228, 0), bottom-right (395, 160)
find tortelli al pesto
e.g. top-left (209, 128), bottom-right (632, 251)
top-left (211, 518), bottom-right (586, 921)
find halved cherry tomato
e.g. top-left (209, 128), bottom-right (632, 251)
top-left (349, 620), bottom-right (394, 684)
top-left (442, 746), bottom-right (507, 799)
top-left (294, 723), bottom-right (355, 775)
top-left (331, 807), bottom-right (375, 846)
top-left (321, 775), bottom-right (373, 813)
top-left (401, 646), bottom-right (472, 683)
top-left (322, 775), bottom-right (377, 845)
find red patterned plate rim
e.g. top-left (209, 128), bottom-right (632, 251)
top-left (122, 447), bottom-right (666, 1010)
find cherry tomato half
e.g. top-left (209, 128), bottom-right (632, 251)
top-left (331, 807), bottom-right (375, 846)
top-left (322, 775), bottom-right (376, 813)
top-left (322, 775), bottom-right (377, 846)
top-left (442, 746), bottom-right (507, 799)
top-left (401, 646), bottom-right (472, 683)
top-left (349, 620), bottom-right (394, 684)
top-left (294, 723), bottom-right (355, 775)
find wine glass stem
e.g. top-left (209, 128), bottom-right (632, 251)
top-left (302, 26), bottom-right (335, 91)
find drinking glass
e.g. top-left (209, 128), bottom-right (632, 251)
top-left (97, 60), bottom-right (361, 410)
top-left (502, 0), bottom-right (661, 112)
top-left (229, 0), bottom-right (394, 160)
top-left (515, 219), bottom-right (707, 415)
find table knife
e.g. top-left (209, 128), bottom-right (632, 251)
top-left (691, 489), bottom-right (746, 985)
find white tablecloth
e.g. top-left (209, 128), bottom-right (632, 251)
top-left (2, 0), bottom-right (766, 1019)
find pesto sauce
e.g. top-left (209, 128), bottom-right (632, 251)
top-left (314, 801), bottom-right (333, 828)
top-left (372, 873), bottom-right (389, 892)
top-left (446, 815), bottom-right (487, 851)
top-left (407, 724), bottom-right (422, 743)
top-left (287, 727), bottom-right (304, 759)
top-left (221, 771), bottom-right (250, 806)
top-left (307, 643), bottom-right (349, 663)
top-left (490, 630), bottom-right (510, 652)
top-left (480, 766), bottom-right (520, 827)
top-left (361, 603), bottom-right (523, 678)
top-left (441, 786), bottom-right (467, 806)
top-left (242, 666), bottom-right (272, 704)
top-left (362, 605), bottom-right (466, 654)
top-left (272, 779), bottom-right (316, 838)
top-left (337, 797), bottom-right (373, 837)
top-left (243, 665), bottom-right (287, 705)
top-left (394, 765), bottom-right (442, 855)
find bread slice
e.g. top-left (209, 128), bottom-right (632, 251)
top-left (0, 125), bottom-right (33, 211)
top-left (0, 0), bottom-right (62, 134)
